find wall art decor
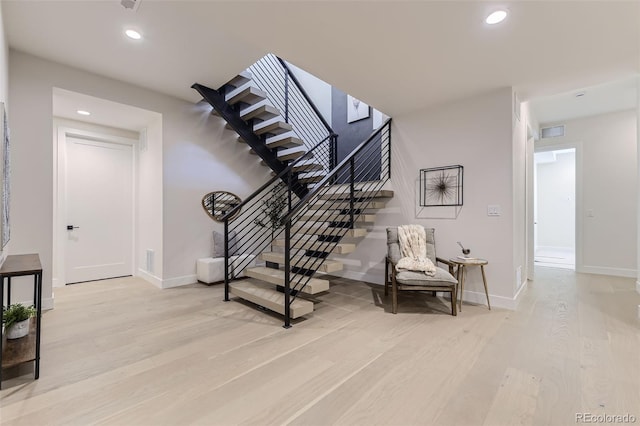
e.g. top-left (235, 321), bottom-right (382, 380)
top-left (0, 102), bottom-right (10, 248)
top-left (202, 191), bottom-right (242, 222)
top-left (347, 95), bottom-right (370, 123)
top-left (419, 165), bottom-right (463, 207)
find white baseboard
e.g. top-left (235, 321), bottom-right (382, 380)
top-left (137, 269), bottom-right (198, 289)
top-left (581, 265), bottom-right (637, 278)
top-left (161, 274), bottom-right (197, 289)
top-left (42, 297), bottom-right (54, 310)
top-left (13, 297), bottom-right (54, 311)
top-left (137, 269), bottom-right (162, 288)
top-left (460, 289), bottom-right (516, 310)
top-left (513, 278), bottom-right (529, 308)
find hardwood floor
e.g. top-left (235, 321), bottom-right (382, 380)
top-left (1, 267), bottom-right (639, 425)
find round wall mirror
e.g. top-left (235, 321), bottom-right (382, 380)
top-left (202, 191), bottom-right (242, 222)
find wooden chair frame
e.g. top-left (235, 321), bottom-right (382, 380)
top-left (384, 257), bottom-right (458, 316)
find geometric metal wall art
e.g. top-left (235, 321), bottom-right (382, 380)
top-left (419, 165), bottom-right (463, 207)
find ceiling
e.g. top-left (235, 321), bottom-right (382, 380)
top-left (529, 76), bottom-right (638, 125)
top-left (4, 1), bottom-right (639, 118)
top-left (53, 88), bottom-right (161, 131)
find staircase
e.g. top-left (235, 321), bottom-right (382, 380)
top-left (193, 54), bottom-right (392, 327)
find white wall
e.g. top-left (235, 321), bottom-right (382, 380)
top-left (535, 150), bottom-right (576, 249)
top-left (539, 109), bottom-right (637, 277)
top-left (9, 50), bottom-right (271, 307)
top-left (512, 95), bottom-right (530, 296)
top-left (334, 88), bottom-right (520, 308)
top-left (0, 2), bottom-right (8, 266)
top-left (287, 63), bottom-right (332, 127)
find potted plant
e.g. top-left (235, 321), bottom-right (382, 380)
top-left (254, 182), bottom-right (288, 242)
top-left (2, 303), bottom-right (36, 339)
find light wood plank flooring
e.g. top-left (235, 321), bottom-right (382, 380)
top-left (1, 267), bottom-right (639, 425)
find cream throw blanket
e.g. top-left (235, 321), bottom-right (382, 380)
top-left (396, 225), bottom-right (436, 276)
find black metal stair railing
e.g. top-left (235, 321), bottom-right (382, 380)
top-left (279, 118), bottom-right (392, 327)
top-left (248, 54), bottom-right (337, 172)
top-left (220, 136), bottom-right (335, 301)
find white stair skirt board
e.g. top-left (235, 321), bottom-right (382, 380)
top-left (230, 279), bottom-right (314, 318)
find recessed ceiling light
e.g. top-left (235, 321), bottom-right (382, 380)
top-left (486, 10), bottom-right (508, 25)
top-left (77, 110), bottom-right (91, 116)
top-left (125, 29), bottom-right (142, 40)
top-left (575, 92), bottom-right (586, 98)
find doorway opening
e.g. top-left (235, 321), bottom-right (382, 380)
top-left (534, 148), bottom-right (576, 269)
top-left (52, 88), bottom-right (163, 288)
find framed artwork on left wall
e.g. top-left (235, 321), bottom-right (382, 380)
top-left (0, 102), bottom-right (10, 248)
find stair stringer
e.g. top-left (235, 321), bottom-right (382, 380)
top-left (192, 82), bottom-right (309, 199)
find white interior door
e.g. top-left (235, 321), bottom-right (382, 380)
top-left (65, 137), bottom-right (133, 284)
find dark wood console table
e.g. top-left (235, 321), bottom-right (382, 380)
top-left (0, 254), bottom-right (43, 389)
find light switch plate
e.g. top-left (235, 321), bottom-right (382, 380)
top-left (488, 205), bottom-right (501, 216)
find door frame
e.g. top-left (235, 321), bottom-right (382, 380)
top-left (53, 127), bottom-right (138, 287)
top-left (531, 140), bottom-right (583, 273)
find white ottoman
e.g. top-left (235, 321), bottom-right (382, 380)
top-left (196, 257), bottom-right (225, 284)
top-left (196, 255), bottom-right (258, 284)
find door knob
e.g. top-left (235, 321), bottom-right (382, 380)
top-left (66, 225), bottom-right (80, 230)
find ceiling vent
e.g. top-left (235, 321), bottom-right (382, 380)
top-left (121, 0), bottom-right (142, 12)
top-left (540, 125), bottom-right (565, 139)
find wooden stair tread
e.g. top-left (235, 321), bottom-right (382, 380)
top-left (291, 225), bottom-right (368, 238)
top-left (298, 212), bottom-right (376, 223)
top-left (240, 102), bottom-right (280, 121)
top-left (265, 133), bottom-right (304, 148)
top-left (230, 279), bottom-right (313, 318)
top-left (298, 172), bottom-right (325, 184)
top-left (254, 118), bottom-right (293, 135)
top-left (244, 267), bottom-right (330, 294)
top-left (225, 85), bottom-right (267, 106)
top-left (291, 161), bottom-right (324, 172)
top-left (271, 239), bottom-right (356, 254)
top-left (277, 147), bottom-right (307, 161)
top-left (227, 71), bottom-right (252, 88)
top-left (308, 200), bottom-right (387, 210)
top-left (319, 190), bottom-right (394, 200)
top-left (260, 252), bottom-right (344, 273)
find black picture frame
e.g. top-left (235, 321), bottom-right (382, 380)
top-left (419, 165), bottom-right (463, 207)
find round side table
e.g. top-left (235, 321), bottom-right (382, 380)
top-left (448, 257), bottom-right (490, 311)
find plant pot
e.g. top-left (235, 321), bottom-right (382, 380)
top-left (6, 318), bottom-right (30, 339)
